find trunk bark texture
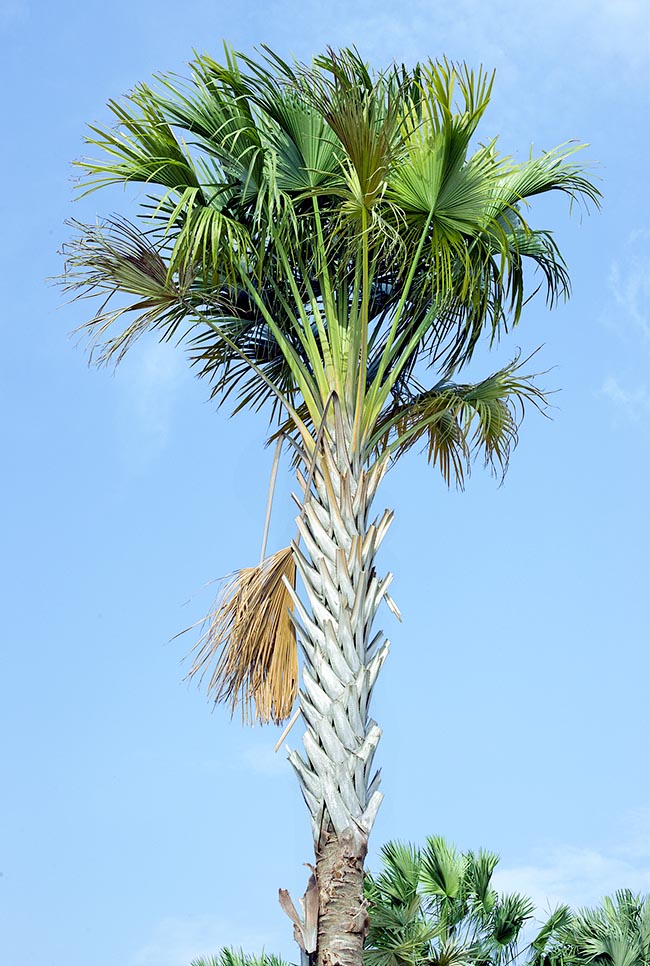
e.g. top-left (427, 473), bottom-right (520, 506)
top-left (284, 415), bottom-right (393, 966)
top-left (315, 827), bottom-right (368, 966)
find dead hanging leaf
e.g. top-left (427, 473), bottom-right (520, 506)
top-left (185, 546), bottom-right (298, 725)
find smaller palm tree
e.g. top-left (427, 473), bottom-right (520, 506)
top-left (532, 891), bottom-right (650, 966)
top-left (365, 836), bottom-right (540, 966)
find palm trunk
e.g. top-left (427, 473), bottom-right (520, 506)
top-left (285, 415), bottom-right (394, 966)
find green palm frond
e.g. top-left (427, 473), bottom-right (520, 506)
top-left (490, 893), bottom-right (535, 948)
top-left (370, 353), bottom-right (547, 486)
top-left (531, 904), bottom-right (574, 966)
top-left (302, 48), bottom-right (402, 211)
top-left (78, 83), bottom-right (203, 197)
top-left (365, 904), bottom-right (440, 966)
top-left (158, 61), bottom-right (264, 176)
top-left (373, 841), bottom-right (423, 906)
top-left (432, 937), bottom-right (477, 966)
top-left (491, 143), bottom-right (601, 214)
top-left (466, 851), bottom-right (499, 915)
top-left (420, 837), bottom-right (467, 901)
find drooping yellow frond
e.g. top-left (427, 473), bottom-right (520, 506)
top-left (185, 546), bottom-right (297, 724)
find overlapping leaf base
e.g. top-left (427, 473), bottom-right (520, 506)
top-left (285, 425), bottom-right (394, 858)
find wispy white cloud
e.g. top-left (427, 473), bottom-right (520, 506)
top-left (242, 741), bottom-right (292, 778)
top-left (300, 0), bottom-right (650, 87)
top-left (190, 738), bottom-right (293, 780)
top-left (608, 233), bottom-right (650, 346)
top-left (495, 810), bottom-right (650, 915)
top-left (600, 376), bottom-right (650, 422)
top-left (495, 845), bottom-right (650, 915)
top-left (599, 231), bottom-right (650, 421)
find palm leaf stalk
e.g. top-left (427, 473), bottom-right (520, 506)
top-left (60, 45), bottom-right (599, 966)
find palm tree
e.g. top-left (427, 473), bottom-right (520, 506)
top-left (532, 891), bottom-right (650, 966)
top-left (365, 835), bottom-right (536, 966)
top-left (61, 45), bottom-right (599, 966)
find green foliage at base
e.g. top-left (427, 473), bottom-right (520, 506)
top-left (192, 842), bottom-right (650, 966)
top-left (365, 835), bottom-right (536, 966)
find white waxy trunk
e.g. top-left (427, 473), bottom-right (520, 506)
top-left (283, 422), bottom-right (393, 856)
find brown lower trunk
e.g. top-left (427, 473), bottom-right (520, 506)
top-left (316, 826), bottom-right (369, 966)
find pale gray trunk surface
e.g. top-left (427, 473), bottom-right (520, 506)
top-left (283, 418), bottom-right (393, 966)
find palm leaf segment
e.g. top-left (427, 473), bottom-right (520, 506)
top-left (62, 47), bottom-right (599, 725)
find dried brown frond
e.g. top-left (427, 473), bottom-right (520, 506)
top-left (185, 546), bottom-right (298, 725)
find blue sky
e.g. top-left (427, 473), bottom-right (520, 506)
top-left (2, 1), bottom-right (650, 964)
